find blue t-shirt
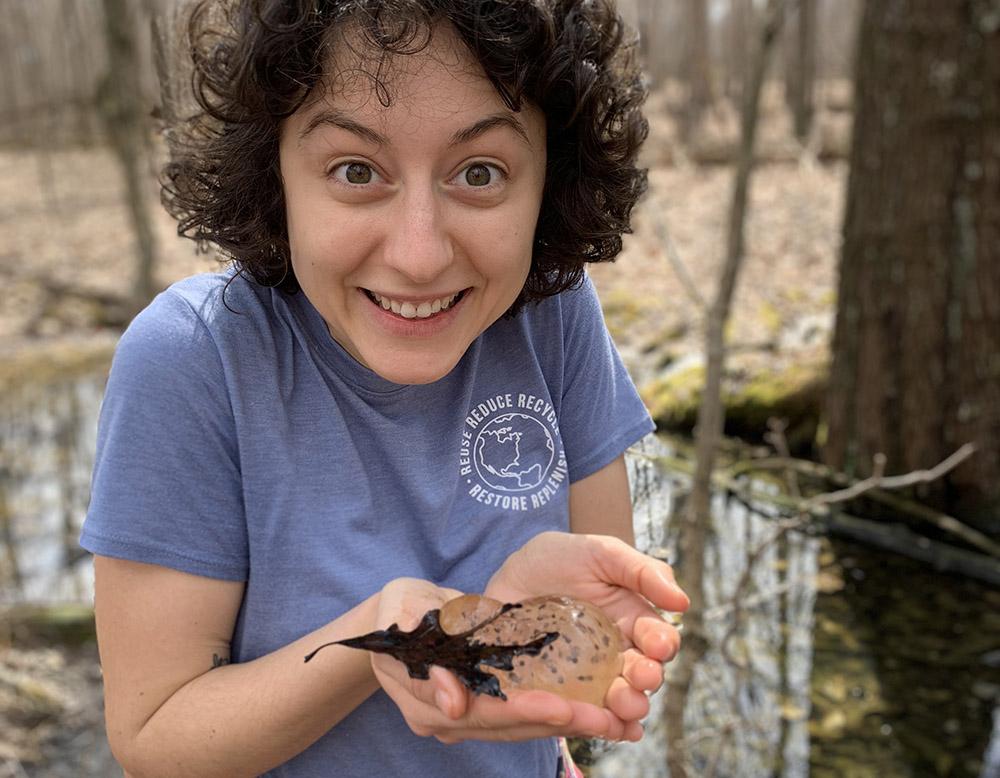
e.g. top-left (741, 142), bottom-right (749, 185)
top-left (81, 270), bottom-right (653, 778)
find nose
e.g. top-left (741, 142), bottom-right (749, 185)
top-left (382, 186), bottom-right (454, 283)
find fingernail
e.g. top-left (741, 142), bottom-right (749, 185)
top-left (434, 689), bottom-right (450, 714)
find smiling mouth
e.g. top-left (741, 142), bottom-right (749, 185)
top-left (366, 290), bottom-right (466, 319)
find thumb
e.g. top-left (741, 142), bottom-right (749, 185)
top-left (428, 665), bottom-right (470, 720)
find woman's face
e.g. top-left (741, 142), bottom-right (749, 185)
top-left (279, 24), bottom-right (547, 385)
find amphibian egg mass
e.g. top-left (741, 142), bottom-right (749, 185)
top-left (305, 594), bottom-right (624, 706)
top-left (440, 594), bottom-right (624, 706)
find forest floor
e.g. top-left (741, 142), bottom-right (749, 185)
top-left (1, 93), bottom-right (849, 398)
top-left (0, 97), bottom-right (849, 774)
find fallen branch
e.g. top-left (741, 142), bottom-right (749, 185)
top-left (822, 513), bottom-right (1000, 587)
top-left (727, 444), bottom-right (998, 558)
top-left (800, 443), bottom-right (977, 510)
top-left (648, 440), bottom-right (1000, 587)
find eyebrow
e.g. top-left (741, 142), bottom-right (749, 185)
top-left (450, 114), bottom-right (532, 147)
top-left (298, 110), bottom-right (387, 147)
top-left (297, 109), bottom-right (533, 149)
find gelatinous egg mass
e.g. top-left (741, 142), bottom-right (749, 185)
top-left (440, 594), bottom-right (624, 706)
top-left (304, 594), bottom-right (624, 706)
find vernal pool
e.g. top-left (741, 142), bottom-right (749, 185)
top-left (1, 346), bottom-right (999, 778)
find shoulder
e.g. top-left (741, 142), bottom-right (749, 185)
top-left (112, 272), bottom-right (273, 380)
top-left (508, 275), bottom-right (602, 332)
top-left (511, 274), bottom-right (606, 353)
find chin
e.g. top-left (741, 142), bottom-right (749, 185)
top-left (370, 355), bottom-right (461, 386)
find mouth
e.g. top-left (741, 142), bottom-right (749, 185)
top-left (365, 289), bottom-right (466, 320)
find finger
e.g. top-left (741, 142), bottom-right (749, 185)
top-left (588, 537), bottom-right (690, 611)
top-left (432, 692), bottom-right (607, 744)
top-left (637, 559), bottom-right (690, 613)
top-left (425, 666), bottom-right (472, 720)
top-left (598, 589), bottom-right (679, 657)
top-left (622, 648), bottom-right (664, 694)
top-left (621, 719), bottom-right (644, 743)
top-left (603, 674), bottom-right (651, 723)
top-left (630, 613), bottom-right (682, 663)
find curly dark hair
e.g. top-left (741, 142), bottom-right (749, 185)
top-left (162, 0), bottom-right (648, 313)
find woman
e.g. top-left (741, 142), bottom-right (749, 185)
top-left (81, 1), bottom-right (688, 776)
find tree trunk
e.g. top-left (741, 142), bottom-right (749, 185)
top-left (784, 0), bottom-right (816, 141)
top-left (99, 0), bottom-right (159, 315)
top-left (726, 0), bottom-right (752, 101)
top-left (825, 0), bottom-right (1000, 528)
top-left (681, 0), bottom-right (713, 140)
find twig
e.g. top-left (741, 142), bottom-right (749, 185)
top-left (643, 201), bottom-right (707, 311)
top-left (867, 442), bottom-right (978, 491)
top-left (764, 418), bottom-right (801, 499)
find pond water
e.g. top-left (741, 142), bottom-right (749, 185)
top-left (2, 355), bottom-right (999, 777)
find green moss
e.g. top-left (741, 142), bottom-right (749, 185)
top-left (0, 603), bottom-right (96, 646)
top-left (601, 288), bottom-right (663, 341)
top-left (641, 359), bottom-right (830, 454)
top-left (640, 363), bottom-right (706, 429)
top-left (757, 299), bottom-right (784, 337)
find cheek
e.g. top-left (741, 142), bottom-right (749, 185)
top-left (288, 209), bottom-right (376, 278)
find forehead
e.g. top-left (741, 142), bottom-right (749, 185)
top-left (311, 21), bottom-right (497, 122)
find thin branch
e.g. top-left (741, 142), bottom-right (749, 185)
top-left (643, 201), bottom-right (707, 311)
top-left (665, 2), bottom-right (788, 778)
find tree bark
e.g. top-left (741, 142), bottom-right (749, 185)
top-left (99, 0), bottom-right (159, 315)
top-left (784, 0), bottom-right (816, 140)
top-left (681, 0), bottom-right (713, 140)
top-left (826, 0), bottom-right (1000, 528)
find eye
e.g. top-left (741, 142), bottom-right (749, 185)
top-left (458, 162), bottom-right (504, 188)
top-left (331, 161), bottom-right (381, 185)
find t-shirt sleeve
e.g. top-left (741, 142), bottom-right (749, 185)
top-left (79, 290), bottom-right (249, 581)
top-left (558, 274), bottom-right (655, 483)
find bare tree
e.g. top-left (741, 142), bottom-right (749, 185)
top-left (725, 0), bottom-right (753, 101)
top-left (98, 0), bottom-right (159, 315)
top-left (784, 0), bottom-right (817, 141)
top-left (681, 0), bottom-right (713, 139)
top-left (663, 2), bottom-right (788, 776)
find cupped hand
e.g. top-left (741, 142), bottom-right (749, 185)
top-left (371, 577), bottom-right (634, 743)
top-left (483, 532), bottom-right (689, 733)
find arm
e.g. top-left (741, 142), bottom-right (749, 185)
top-left (97, 558), bottom-right (598, 771)
top-left (568, 454), bottom-right (634, 543)
top-left (94, 556), bottom-right (380, 778)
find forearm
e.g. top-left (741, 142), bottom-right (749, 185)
top-left (109, 595), bottom-right (380, 778)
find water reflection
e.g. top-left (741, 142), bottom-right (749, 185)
top-left (602, 441), bottom-right (820, 778)
top-left (599, 437), bottom-right (1000, 778)
top-left (0, 345), bottom-right (109, 605)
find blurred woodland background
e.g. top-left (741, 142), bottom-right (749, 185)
top-left (1, 1), bottom-right (999, 776)
top-left (1, 0), bottom-right (996, 520)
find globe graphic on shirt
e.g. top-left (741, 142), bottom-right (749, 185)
top-left (473, 413), bottom-right (556, 492)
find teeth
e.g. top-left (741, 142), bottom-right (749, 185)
top-left (371, 292), bottom-right (459, 319)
